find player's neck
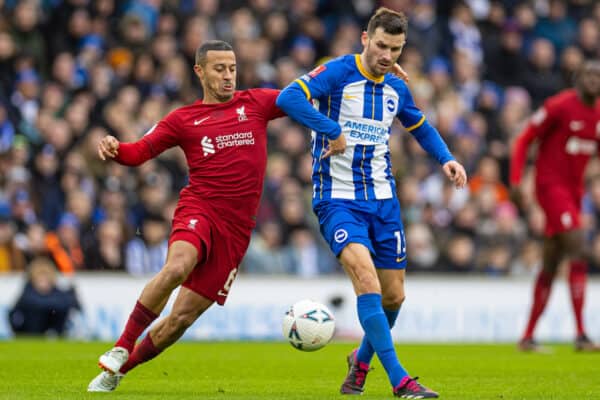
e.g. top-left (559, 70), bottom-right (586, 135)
top-left (576, 89), bottom-right (596, 107)
top-left (202, 92), bottom-right (235, 105)
top-left (358, 53), bottom-right (383, 80)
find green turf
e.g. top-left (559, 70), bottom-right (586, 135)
top-left (0, 340), bottom-right (599, 399)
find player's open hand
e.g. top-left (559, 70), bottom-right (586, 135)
top-left (443, 160), bottom-right (467, 189)
top-left (98, 135), bottom-right (120, 160)
top-left (391, 64), bottom-right (409, 83)
top-left (322, 134), bottom-right (346, 159)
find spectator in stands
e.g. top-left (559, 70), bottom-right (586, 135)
top-left (0, 0), bottom-right (597, 278)
top-left (85, 218), bottom-right (125, 271)
top-left (0, 201), bottom-right (26, 273)
top-left (9, 257), bottom-right (80, 336)
top-left (125, 213), bottom-right (168, 276)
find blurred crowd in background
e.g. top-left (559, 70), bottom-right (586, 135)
top-left (0, 0), bottom-right (600, 279)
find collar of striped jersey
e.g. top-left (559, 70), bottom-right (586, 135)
top-left (354, 54), bottom-right (385, 83)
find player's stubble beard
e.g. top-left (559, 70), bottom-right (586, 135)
top-left (204, 79), bottom-right (235, 103)
top-left (365, 41), bottom-right (395, 77)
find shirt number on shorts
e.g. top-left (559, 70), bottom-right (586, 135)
top-left (394, 230), bottom-right (406, 256)
top-left (218, 268), bottom-right (238, 297)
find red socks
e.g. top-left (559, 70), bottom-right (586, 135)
top-left (120, 334), bottom-right (162, 374)
top-left (568, 260), bottom-right (588, 336)
top-left (115, 301), bottom-right (158, 353)
top-left (523, 269), bottom-right (554, 339)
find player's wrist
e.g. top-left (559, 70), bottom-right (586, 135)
top-left (327, 127), bottom-right (342, 140)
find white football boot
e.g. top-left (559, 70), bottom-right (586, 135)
top-left (87, 371), bottom-right (124, 392)
top-left (98, 346), bottom-right (129, 374)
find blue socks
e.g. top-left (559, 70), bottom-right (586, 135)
top-left (356, 307), bottom-right (400, 364)
top-left (356, 293), bottom-right (408, 387)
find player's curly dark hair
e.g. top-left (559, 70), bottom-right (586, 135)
top-left (195, 40), bottom-right (234, 66)
top-left (366, 7), bottom-right (408, 36)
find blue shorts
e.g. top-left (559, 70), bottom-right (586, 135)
top-left (313, 198), bottom-right (407, 269)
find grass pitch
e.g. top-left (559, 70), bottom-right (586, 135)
top-left (0, 340), bottom-right (599, 399)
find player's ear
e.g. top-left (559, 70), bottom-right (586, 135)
top-left (193, 64), bottom-right (204, 81)
top-left (361, 31), bottom-right (369, 47)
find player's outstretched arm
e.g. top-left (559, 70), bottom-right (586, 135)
top-left (442, 160), bottom-right (467, 189)
top-left (97, 135), bottom-right (154, 166)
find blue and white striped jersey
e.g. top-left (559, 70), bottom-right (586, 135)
top-left (279, 54), bottom-right (453, 201)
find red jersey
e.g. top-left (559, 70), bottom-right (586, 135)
top-left (115, 89), bottom-right (285, 229)
top-left (510, 89), bottom-right (600, 194)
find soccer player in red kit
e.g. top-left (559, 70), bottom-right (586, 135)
top-left (87, 40), bottom-right (286, 391)
top-left (510, 60), bottom-right (600, 352)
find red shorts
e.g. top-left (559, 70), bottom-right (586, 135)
top-left (169, 212), bottom-right (251, 306)
top-left (535, 185), bottom-right (581, 237)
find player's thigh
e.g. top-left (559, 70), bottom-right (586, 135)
top-left (371, 199), bottom-right (407, 269)
top-left (556, 229), bottom-right (587, 259)
top-left (314, 200), bottom-right (375, 257)
top-left (168, 213), bottom-right (214, 275)
top-left (182, 223), bottom-right (250, 306)
top-left (536, 185), bottom-right (581, 236)
top-left (164, 240), bottom-right (200, 278)
top-left (377, 268), bottom-right (405, 309)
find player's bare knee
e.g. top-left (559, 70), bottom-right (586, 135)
top-left (162, 258), bottom-right (193, 286)
top-left (383, 294), bottom-right (405, 309)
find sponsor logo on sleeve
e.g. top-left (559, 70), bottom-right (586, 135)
top-left (531, 108), bottom-right (547, 126)
top-left (308, 64), bottom-right (326, 78)
top-left (144, 123), bottom-right (157, 136)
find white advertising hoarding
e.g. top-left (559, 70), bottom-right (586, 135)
top-left (0, 274), bottom-right (598, 343)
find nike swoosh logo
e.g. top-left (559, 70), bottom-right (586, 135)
top-left (194, 117), bottom-right (210, 125)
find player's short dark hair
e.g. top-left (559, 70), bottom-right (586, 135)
top-left (366, 7), bottom-right (408, 37)
top-left (195, 40), bottom-right (234, 66)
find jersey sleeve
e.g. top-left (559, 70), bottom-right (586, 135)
top-left (141, 111), bottom-right (181, 155)
top-left (276, 59), bottom-right (346, 140)
top-left (115, 111), bottom-right (180, 166)
top-left (395, 82), bottom-right (427, 132)
top-left (509, 100), bottom-right (559, 186)
top-left (395, 82), bottom-right (454, 165)
top-left (250, 88), bottom-right (286, 121)
top-left (294, 60), bottom-right (344, 101)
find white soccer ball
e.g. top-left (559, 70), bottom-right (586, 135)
top-left (282, 299), bottom-right (335, 351)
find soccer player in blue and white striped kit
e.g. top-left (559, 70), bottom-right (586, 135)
top-left (277, 7), bottom-right (467, 398)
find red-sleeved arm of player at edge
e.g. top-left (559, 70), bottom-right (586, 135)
top-left (509, 125), bottom-right (538, 186)
top-left (114, 113), bottom-right (180, 166)
top-left (509, 104), bottom-right (557, 186)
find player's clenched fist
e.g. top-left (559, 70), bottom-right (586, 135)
top-left (98, 135), bottom-right (120, 160)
